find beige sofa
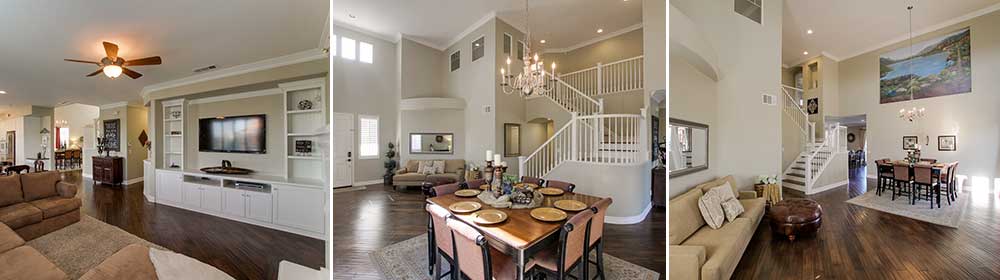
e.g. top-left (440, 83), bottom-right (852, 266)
top-left (393, 159), bottom-right (465, 187)
top-left (669, 175), bottom-right (766, 280)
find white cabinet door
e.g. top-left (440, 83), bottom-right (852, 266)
top-left (246, 191), bottom-right (273, 223)
top-left (222, 188), bottom-right (247, 217)
top-left (156, 172), bottom-right (182, 204)
top-left (273, 185), bottom-right (325, 233)
top-left (181, 183), bottom-right (202, 208)
top-left (201, 186), bottom-right (222, 213)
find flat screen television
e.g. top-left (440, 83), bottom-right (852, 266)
top-left (199, 114), bottom-right (266, 154)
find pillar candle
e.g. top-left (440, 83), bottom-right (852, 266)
top-left (493, 154), bottom-right (502, 163)
top-left (486, 150), bottom-right (493, 161)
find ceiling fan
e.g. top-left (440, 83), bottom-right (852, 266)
top-left (64, 41), bottom-right (162, 79)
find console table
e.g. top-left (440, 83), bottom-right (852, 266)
top-left (93, 156), bottom-right (124, 186)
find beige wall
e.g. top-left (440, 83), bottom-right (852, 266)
top-left (493, 19), bottom-right (526, 173)
top-left (53, 104), bottom-right (99, 149)
top-left (838, 10), bottom-right (1000, 183)
top-left (125, 106), bottom-right (148, 180)
top-left (440, 19), bottom-right (498, 167)
top-left (399, 38), bottom-right (445, 98)
top-left (548, 28), bottom-right (644, 74)
top-left (185, 94), bottom-right (285, 177)
top-left (668, 57), bottom-right (719, 198)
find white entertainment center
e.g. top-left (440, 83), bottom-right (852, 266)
top-left (152, 78), bottom-right (328, 240)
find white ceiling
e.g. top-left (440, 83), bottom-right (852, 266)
top-left (0, 0), bottom-right (328, 111)
top-left (331, 0), bottom-right (642, 51)
top-left (782, 0), bottom-right (1000, 66)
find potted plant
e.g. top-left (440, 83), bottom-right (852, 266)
top-left (383, 142), bottom-right (398, 185)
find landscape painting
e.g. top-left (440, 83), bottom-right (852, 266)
top-left (879, 27), bottom-right (971, 104)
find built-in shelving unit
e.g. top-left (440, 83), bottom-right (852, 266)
top-left (279, 78), bottom-right (328, 184)
top-left (162, 99), bottom-right (185, 170)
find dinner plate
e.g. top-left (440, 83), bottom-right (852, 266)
top-left (480, 184), bottom-right (491, 190)
top-left (553, 200), bottom-right (588, 212)
top-left (455, 189), bottom-right (482, 197)
top-left (516, 183), bottom-right (539, 189)
top-left (530, 207), bottom-right (568, 222)
top-left (538, 187), bottom-right (565, 196)
top-left (449, 201), bottom-right (482, 213)
top-left (472, 209), bottom-right (508, 225)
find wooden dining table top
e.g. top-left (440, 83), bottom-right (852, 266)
top-left (427, 191), bottom-right (604, 251)
top-left (888, 160), bottom-right (948, 169)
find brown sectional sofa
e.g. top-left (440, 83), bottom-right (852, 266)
top-left (79, 244), bottom-right (158, 280)
top-left (0, 171), bottom-right (82, 241)
top-left (393, 159), bottom-right (466, 187)
top-left (0, 211), bottom-right (69, 279)
top-left (669, 175), bottom-right (766, 280)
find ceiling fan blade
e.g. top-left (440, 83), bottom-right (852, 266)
top-left (124, 56), bottom-right (162, 66)
top-left (86, 69), bottom-right (103, 77)
top-left (64, 59), bottom-right (101, 65)
top-left (103, 41), bottom-right (119, 60)
top-left (121, 67), bottom-right (143, 79)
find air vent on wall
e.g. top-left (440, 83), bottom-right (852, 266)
top-left (762, 94), bottom-right (776, 106)
top-left (193, 65), bottom-right (218, 73)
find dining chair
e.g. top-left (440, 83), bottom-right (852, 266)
top-left (447, 216), bottom-right (528, 280)
top-left (585, 198), bottom-right (612, 280)
top-left (520, 176), bottom-right (545, 187)
top-left (892, 163), bottom-right (913, 203)
top-left (527, 209), bottom-right (595, 280)
top-left (875, 159), bottom-right (894, 196)
top-left (463, 179), bottom-right (488, 190)
top-left (940, 162), bottom-right (959, 204)
top-left (545, 180), bottom-right (576, 193)
top-left (912, 164), bottom-right (938, 208)
top-left (430, 182), bottom-right (463, 197)
top-left (426, 204), bottom-right (457, 279)
top-left (919, 158), bottom-right (938, 164)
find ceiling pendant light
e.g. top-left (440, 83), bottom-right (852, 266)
top-left (499, 0), bottom-right (555, 97)
top-left (899, 4), bottom-right (926, 122)
top-left (103, 65), bottom-right (123, 78)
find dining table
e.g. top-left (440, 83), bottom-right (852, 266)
top-left (426, 190), bottom-right (605, 280)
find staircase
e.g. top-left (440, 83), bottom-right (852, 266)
top-left (518, 56), bottom-right (646, 178)
top-left (780, 85), bottom-right (847, 192)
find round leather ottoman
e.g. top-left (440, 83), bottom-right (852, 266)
top-left (768, 199), bottom-right (822, 241)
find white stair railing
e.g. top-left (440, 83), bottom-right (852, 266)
top-left (781, 85), bottom-right (814, 145)
top-left (542, 73), bottom-right (603, 115)
top-left (559, 56), bottom-right (643, 97)
top-left (519, 110), bottom-right (646, 178)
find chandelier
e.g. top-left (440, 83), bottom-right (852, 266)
top-left (500, 0), bottom-right (556, 97)
top-left (898, 4), bottom-right (925, 122)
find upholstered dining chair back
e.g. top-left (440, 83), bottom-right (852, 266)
top-left (546, 180), bottom-right (576, 192)
top-left (913, 164), bottom-right (934, 184)
top-left (893, 163), bottom-right (910, 181)
top-left (919, 158), bottom-right (937, 164)
top-left (463, 179), bottom-right (487, 190)
top-left (431, 182), bottom-right (462, 197)
top-left (588, 198), bottom-right (612, 246)
top-left (447, 216), bottom-right (492, 280)
top-left (558, 210), bottom-right (594, 271)
top-left (520, 176), bottom-right (545, 187)
top-left (426, 204), bottom-right (454, 258)
top-left (949, 162), bottom-right (960, 185)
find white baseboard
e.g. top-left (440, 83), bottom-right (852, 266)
top-left (807, 180), bottom-right (849, 195)
top-left (353, 179), bottom-right (382, 186)
top-left (606, 203), bottom-right (652, 225)
top-left (143, 193), bottom-right (155, 203)
top-left (83, 173), bottom-right (93, 179)
top-left (125, 177), bottom-right (144, 185)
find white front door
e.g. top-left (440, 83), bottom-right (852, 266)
top-left (332, 112), bottom-right (355, 188)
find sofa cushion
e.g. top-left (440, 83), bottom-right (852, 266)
top-left (0, 202), bottom-right (43, 229)
top-left (696, 175), bottom-right (740, 196)
top-left (444, 159), bottom-right (465, 173)
top-left (698, 188), bottom-right (726, 229)
top-left (29, 197), bottom-right (82, 219)
top-left (0, 174), bottom-right (24, 207)
top-left (669, 188), bottom-right (704, 245)
top-left (427, 173), bottom-right (459, 183)
top-left (0, 246), bottom-right (68, 280)
top-left (394, 173), bottom-right (426, 182)
top-left (417, 161), bottom-right (435, 175)
top-left (404, 160), bottom-right (420, 173)
top-left (682, 217), bottom-right (754, 280)
top-left (0, 223), bottom-right (24, 253)
top-left (739, 198), bottom-right (767, 224)
top-left (20, 171), bottom-right (61, 201)
top-left (79, 244), bottom-right (157, 280)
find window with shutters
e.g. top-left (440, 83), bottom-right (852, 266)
top-left (358, 115), bottom-right (379, 159)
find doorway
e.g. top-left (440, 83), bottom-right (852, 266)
top-left (332, 112), bottom-right (355, 188)
top-left (840, 115), bottom-right (868, 186)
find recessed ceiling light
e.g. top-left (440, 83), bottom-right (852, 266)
top-left (597, 28), bottom-right (604, 33)
top-left (807, 29), bottom-right (813, 34)
top-left (803, 51), bottom-right (809, 55)
top-left (540, 39), bottom-right (546, 44)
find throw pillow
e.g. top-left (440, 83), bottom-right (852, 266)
top-left (417, 161), bottom-right (435, 175)
top-left (720, 198), bottom-right (745, 223)
top-left (697, 189), bottom-right (725, 229)
top-left (432, 160), bottom-right (446, 174)
top-left (711, 183), bottom-right (738, 203)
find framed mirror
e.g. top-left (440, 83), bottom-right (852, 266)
top-left (504, 123), bottom-right (520, 157)
top-left (668, 118), bottom-right (709, 178)
top-left (409, 133), bottom-right (454, 154)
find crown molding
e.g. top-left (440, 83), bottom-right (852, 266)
top-left (331, 21), bottom-right (399, 44)
top-left (99, 101), bottom-right (142, 110)
top-left (788, 51), bottom-right (842, 68)
top-left (541, 23), bottom-right (643, 54)
top-left (442, 11), bottom-right (497, 51)
top-left (837, 2), bottom-right (1000, 61)
top-left (140, 48), bottom-right (327, 101)
top-left (400, 35), bottom-right (446, 52)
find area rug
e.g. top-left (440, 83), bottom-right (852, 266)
top-left (846, 190), bottom-right (968, 228)
top-left (370, 234), bottom-right (660, 280)
top-left (26, 215), bottom-right (164, 279)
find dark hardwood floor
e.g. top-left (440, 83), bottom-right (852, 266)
top-left (733, 166), bottom-right (1000, 279)
top-left (331, 184), bottom-right (666, 279)
top-left (62, 171), bottom-right (324, 280)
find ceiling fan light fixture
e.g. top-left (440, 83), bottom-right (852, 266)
top-left (103, 65), bottom-right (123, 78)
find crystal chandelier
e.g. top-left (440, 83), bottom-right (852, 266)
top-left (500, 0), bottom-right (556, 97)
top-left (898, 5), bottom-right (925, 122)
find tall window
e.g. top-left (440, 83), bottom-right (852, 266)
top-left (358, 115), bottom-right (379, 159)
top-left (359, 42), bottom-right (373, 63)
top-left (331, 34), bottom-right (337, 57)
top-left (342, 37), bottom-right (357, 60)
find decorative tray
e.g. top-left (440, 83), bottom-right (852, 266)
top-left (199, 166), bottom-right (254, 175)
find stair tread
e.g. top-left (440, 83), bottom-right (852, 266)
top-left (782, 179), bottom-right (805, 185)
top-left (791, 167), bottom-right (805, 170)
top-left (786, 173), bottom-right (805, 178)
